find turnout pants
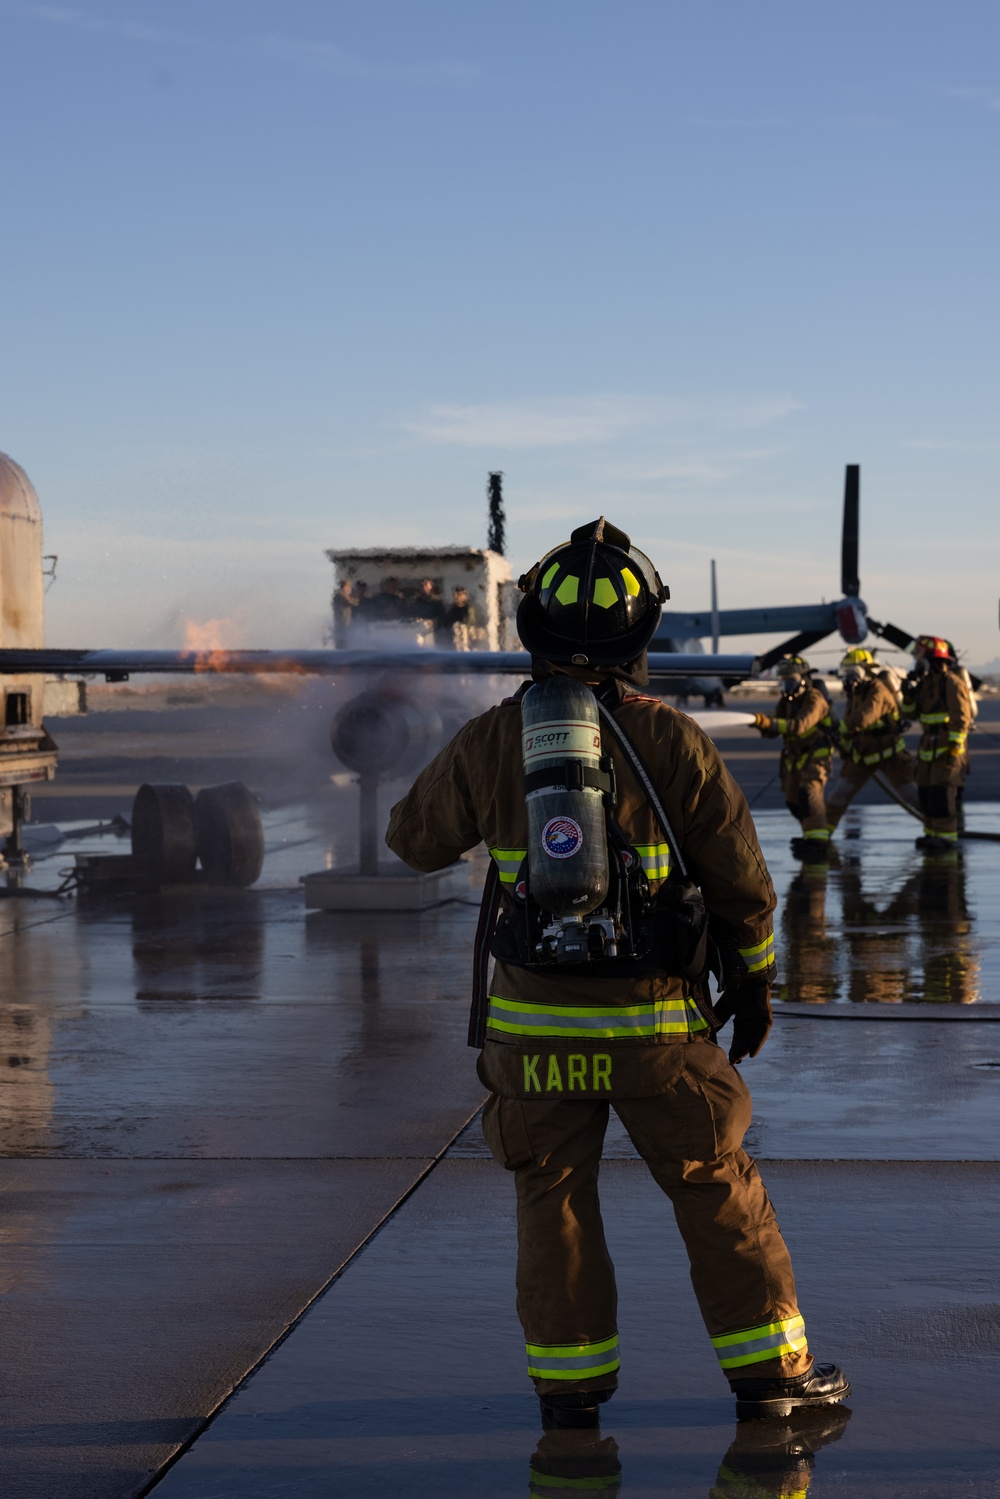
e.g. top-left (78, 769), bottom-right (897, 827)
top-left (825, 750), bottom-right (918, 832)
top-left (781, 760), bottom-right (830, 842)
top-left (482, 1038), bottom-right (811, 1397)
top-left (916, 754), bottom-right (967, 840)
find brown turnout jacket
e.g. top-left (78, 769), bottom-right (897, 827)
top-left (387, 683), bottom-right (776, 1098)
top-left (838, 676), bottom-right (905, 765)
top-left (756, 686), bottom-right (834, 776)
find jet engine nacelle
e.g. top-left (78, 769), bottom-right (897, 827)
top-left (834, 598), bottom-right (868, 646)
top-left (330, 689), bottom-right (444, 779)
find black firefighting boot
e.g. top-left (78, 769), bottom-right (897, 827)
top-left (790, 837), bottom-right (829, 865)
top-left (538, 1387), bottom-right (615, 1429)
top-left (729, 1362), bottom-right (850, 1421)
top-left (915, 834), bottom-right (959, 855)
top-left (710, 1406), bottom-right (852, 1496)
top-left (530, 1430), bottom-right (621, 1496)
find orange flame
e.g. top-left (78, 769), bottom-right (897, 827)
top-left (181, 617), bottom-right (240, 673)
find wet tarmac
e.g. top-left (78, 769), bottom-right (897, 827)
top-left (3, 696), bottom-right (1000, 1496)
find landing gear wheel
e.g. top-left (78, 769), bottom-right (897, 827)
top-left (131, 783), bottom-right (197, 884)
top-left (194, 782), bottom-right (264, 888)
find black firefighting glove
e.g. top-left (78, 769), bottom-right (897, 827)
top-left (713, 979), bottom-right (772, 1064)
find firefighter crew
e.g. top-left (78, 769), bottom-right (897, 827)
top-left (751, 656), bottom-right (836, 861)
top-left (824, 648), bottom-right (919, 836)
top-left (387, 519), bottom-right (850, 1428)
top-left (900, 636), bottom-right (974, 851)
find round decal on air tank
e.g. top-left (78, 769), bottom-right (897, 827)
top-left (541, 816), bottom-right (584, 859)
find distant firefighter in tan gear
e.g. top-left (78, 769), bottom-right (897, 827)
top-left (388, 520), bottom-right (850, 1429)
top-left (752, 655), bottom-right (836, 862)
top-left (824, 648), bottom-right (919, 836)
top-left (900, 636), bottom-right (974, 852)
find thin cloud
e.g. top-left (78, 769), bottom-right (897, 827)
top-left (405, 395), bottom-right (802, 449)
top-left (902, 438), bottom-right (1000, 452)
top-left (247, 33), bottom-right (477, 87)
top-left (944, 86), bottom-right (1000, 112)
top-left (17, 4), bottom-right (203, 47)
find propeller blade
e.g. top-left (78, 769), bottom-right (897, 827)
top-left (758, 628), bottom-right (833, 672)
top-left (867, 618), bottom-right (915, 652)
top-left (841, 464), bottom-right (860, 597)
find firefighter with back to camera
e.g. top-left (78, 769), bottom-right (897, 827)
top-left (750, 656), bottom-right (836, 862)
top-left (824, 648), bottom-right (919, 838)
top-left (387, 519), bottom-right (850, 1428)
top-left (900, 636), bottom-right (974, 852)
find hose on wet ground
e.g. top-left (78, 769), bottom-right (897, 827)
top-left (872, 770), bottom-right (1000, 842)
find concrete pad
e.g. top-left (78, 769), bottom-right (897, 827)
top-left (0, 892), bottom-right (485, 1158)
top-left (0, 1158), bottom-right (432, 1499)
top-left (302, 861), bottom-right (470, 910)
top-left (154, 1157), bottom-right (1000, 1498)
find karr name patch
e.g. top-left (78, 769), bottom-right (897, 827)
top-left (522, 1053), bottom-right (612, 1093)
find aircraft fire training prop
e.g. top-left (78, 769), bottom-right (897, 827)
top-left (653, 465), bottom-right (925, 671)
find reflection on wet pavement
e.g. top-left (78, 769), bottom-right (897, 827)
top-left (154, 1159), bottom-right (1000, 1498)
top-left (4, 797), bottom-right (1000, 1496)
top-left (761, 803), bottom-right (1000, 1007)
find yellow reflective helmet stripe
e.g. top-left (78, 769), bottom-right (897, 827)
top-left (555, 574), bottom-right (579, 605)
top-left (592, 577), bottom-right (618, 609)
top-left (541, 562), bottom-right (560, 590)
top-left (620, 566), bottom-right (641, 597)
top-left (711, 1314), bottom-right (807, 1369)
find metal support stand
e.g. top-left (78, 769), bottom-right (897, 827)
top-left (358, 772), bottom-right (379, 876)
top-left (2, 786), bottom-right (31, 868)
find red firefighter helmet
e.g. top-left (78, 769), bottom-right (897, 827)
top-left (915, 636), bottom-right (954, 663)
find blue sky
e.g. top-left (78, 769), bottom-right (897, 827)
top-left (2, 1), bottom-right (998, 664)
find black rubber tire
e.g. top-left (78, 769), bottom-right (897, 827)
top-left (131, 784), bottom-right (197, 884)
top-left (194, 782), bottom-right (264, 888)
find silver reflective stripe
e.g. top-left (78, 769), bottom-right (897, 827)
top-left (526, 1334), bottom-right (621, 1379)
top-left (489, 846), bottom-right (526, 885)
top-left (634, 842), bottom-right (671, 880)
top-left (712, 1315), bottom-right (807, 1369)
top-left (487, 995), bottom-right (708, 1038)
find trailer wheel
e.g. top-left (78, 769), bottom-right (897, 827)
top-left (195, 783), bottom-right (264, 888)
top-left (131, 784), bottom-right (197, 884)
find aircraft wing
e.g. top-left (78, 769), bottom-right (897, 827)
top-left (656, 604), bottom-right (837, 639)
top-left (0, 647), bottom-right (758, 680)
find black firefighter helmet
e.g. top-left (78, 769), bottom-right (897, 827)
top-left (516, 518), bottom-right (668, 667)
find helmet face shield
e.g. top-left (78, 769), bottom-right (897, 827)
top-left (775, 655), bottom-right (808, 696)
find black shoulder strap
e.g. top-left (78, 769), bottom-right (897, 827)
top-left (596, 697), bottom-right (689, 880)
top-left (468, 858), bottom-right (501, 1048)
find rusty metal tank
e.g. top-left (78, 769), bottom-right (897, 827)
top-left (0, 452), bottom-right (58, 857)
top-left (0, 452), bottom-right (46, 650)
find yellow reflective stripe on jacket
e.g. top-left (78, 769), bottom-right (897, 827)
top-left (949, 731), bottom-right (967, 746)
top-left (526, 1334), bottom-right (621, 1380)
top-left (737, 933), bottom-right (775, 974)
top-left (633, 842), bottom-right (671, 880)
top-left (487, 995), bottom-right (709, 1039)
top-left (711, 1315), bottom-right (807, 1370)
top-left (920, 712), bottom-right (949, 725)
top-left (489, 846), bottom-right (526, 885)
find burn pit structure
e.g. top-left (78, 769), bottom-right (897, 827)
top-left (0, 453), bottom-right (59, 863)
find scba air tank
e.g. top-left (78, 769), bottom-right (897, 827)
top-left (521, 677), bottom-right (609, 919)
